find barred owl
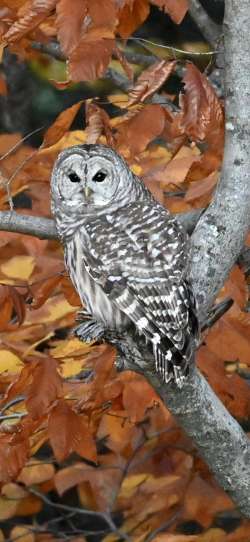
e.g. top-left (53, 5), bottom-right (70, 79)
top-left (51, 144), bottom-right (199, 387)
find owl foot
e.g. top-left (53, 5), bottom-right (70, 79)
top-left (73, 320), bottom-right (105, 343)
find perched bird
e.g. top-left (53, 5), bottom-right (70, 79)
top-left (51, 144), bottom-right (199, 387)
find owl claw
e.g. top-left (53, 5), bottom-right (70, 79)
top-left (73, 320), bottom-right (105, 343)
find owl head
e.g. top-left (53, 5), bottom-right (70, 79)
top-left (51, 144), bottom-right (143, 219)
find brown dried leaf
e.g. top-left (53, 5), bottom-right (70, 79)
top-left (85, 102), bottom-right (114, 146)
top-left (42, 101), bottom-right (83, 148)
top-left (185, 172), bottom-right (218, 203)
top-left (0, 433), bottom-right (29, 483)
top-left (117, 0), bottom-right (150, 38)
top-left (3, 0), bottom-right (57, 43)
top-left (116, 103), bottom-right (166, 155)
top-left (48, 400), bottom-right (97, 462)
top-left (56, 0), bottom-right (88, 56)
top-left (31, 274), bottom-right (62, 309)
top-left (150, 0), bottom-right (188, 24)
top-left (61, 275), bottom-right (81, 306)
top-left (127, 60), bottom-right (176, 106)
top-left (115, 46), bottom-right (134, 81)
top-left (69, 38), bottom-right (115, 82)
top-left (26, 357), bottom-right (63, 419)
top-left (181, 63), bottom-right (224, 142)
top-left (0, 285), bottom-right (26, 330)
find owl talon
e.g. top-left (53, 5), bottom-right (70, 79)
top-left (73, 320), bottom-right (105, 343)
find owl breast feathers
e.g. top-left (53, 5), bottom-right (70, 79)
top-left (51, 143), bottom-right (199, 387)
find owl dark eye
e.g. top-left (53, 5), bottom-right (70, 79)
top-left (68, 171), bottom-right (81, 183)
top-left (92, 170), bottom-right (107, 183)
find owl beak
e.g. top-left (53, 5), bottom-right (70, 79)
top-left (83, 186), bottom-right (93, 199)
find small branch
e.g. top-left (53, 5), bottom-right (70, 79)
top-left (0, 212), bottom-right (58, 240)
top-left (188, 0), bottom-right (222, 46)
top-left (31, 41), bottom-right (65, 61)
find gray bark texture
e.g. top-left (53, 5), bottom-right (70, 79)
top-left (0, 0), bottom-right (250, 519)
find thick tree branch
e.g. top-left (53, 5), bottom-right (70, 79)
top-left (190, 0), bottom-right (250, 322)
top-left (0, 209), bottom-right (202, 240)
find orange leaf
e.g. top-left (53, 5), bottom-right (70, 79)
top-left (31, 274), bottom-right (62, 309)
top-left (56, 0), bottom-right (88, 56)
top-left (3, 0), bottom-right (57, 43)
top-left (85, 102), bottom-right (114, 146)
top-left (0, 434), bottom-right (29, 483)
top-left (26, 357), bottom-right (63, 419)
top-left (69, 38), bottom-right (115, 82)
top-left (116, 104), bottom-right (165, 155)
top-left (56, 0), bottom-right (117, 56)
top-left (42, 101), bottom-right (83, 148)
top-left (150, 0), bottom-right (188, 24)
top-left (185, 172), bottom-right (218, 203)
top-left (122, 376), bottom-right (158, 422)
top-left (117, 0), bottom-right (150, 38)
top-left (181, 63), bottom-right (224, 143)
top-left (48, 400), bottom-right (97, 462)
top-left (127, 60), bottom-right (176, 106)
top-left (61, 275), bottom-right (81, 306)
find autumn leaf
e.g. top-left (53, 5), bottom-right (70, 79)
top-left (26, 357), bottom-right (63, 419)
top-left (127, 60), bottom-right (176, 106)
top-left (116, 104), bottom-right (166, 155)
top-left (117, 0), bottom-right (150, 38)
top-left (180, 63), bottom-right (224, 143)
top-left (42, 101), bottom-right (84, 148)
top-left (85, 102), bottom-right (114, 146)
top-left (68, 38), bottom-right (115, 82)
top-left (31, 274), bottom-right (62, 309)
top-left (150, 0), bottom-right (188, 24)
top-left (18, 459), bottom-right (55, 485)
top-left (56, 0), bottom-right (89, 56)
top-left (48, 400), bottom-right (97, 462)
top-left (3, 0), bottom-right (57, 43)
top-left (0, 285), bottom-right (26, 330)
top-left (0, 433), bottom-right (29, 483)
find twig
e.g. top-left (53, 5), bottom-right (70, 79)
top-left (28, 488), bottom-right (131, 541)
top-left (144, 511), bottom-right (180, 542)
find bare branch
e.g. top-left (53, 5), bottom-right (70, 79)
top-left (0, 211), bottom-right (57, 240)
top-left (0, 210), bottom-right (201, 241)
top-left (188, 0), bottom-right (222, 46)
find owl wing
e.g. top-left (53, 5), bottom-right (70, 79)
top-left (82, 206), bottom-right (199, 384)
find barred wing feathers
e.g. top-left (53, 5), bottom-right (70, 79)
top-left (82, 202), bottom-right (199, 384)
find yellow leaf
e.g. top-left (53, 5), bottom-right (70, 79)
top-left (39, 129), bottom-right (87, 155)
top-left (52, 337), bottom-right (91, 358)
top-left (60, 358), bottom-right (88, 378)
top-left (10, 526), bottom-right (35, 542)
top-left (0, 350), bottom-right (23, 374)
top-left (120, 473), bottom-right (150, 498)
top-left (0, 496), bottom-right (17, 520)
top-left (1, 256), bottom-right (35, 280)
top-left (2, 483), bottom-right (28, 500)
top-left (197, 528), bottom-right (226, 542)
top-left (25, 296), bottom-right (75, 325)
top-left (131, 164), bottom-right (142, 176)
top-left (18, 459), bottom-right (55, 486)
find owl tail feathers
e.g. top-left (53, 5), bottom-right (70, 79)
top-left (154, 340), bottom-right (194, 388)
